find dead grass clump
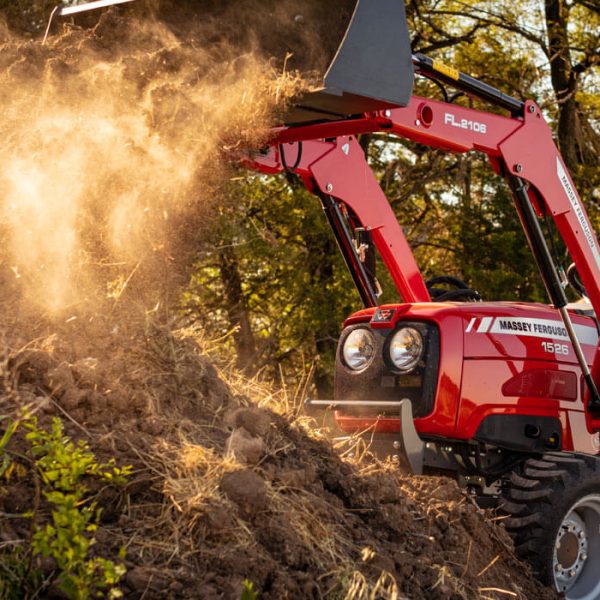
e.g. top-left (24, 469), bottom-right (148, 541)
top-left (344, 570), bottom-right (400, 600)
top-left (267, 484), bottom-right (354, 568)
top-left (162, 440), bottom-right (239, 513)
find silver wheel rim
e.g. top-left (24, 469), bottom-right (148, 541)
top-left (553, 494), bottom-right (600, 599)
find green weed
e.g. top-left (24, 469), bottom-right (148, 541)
top-left (0, 416), bottom-right (131, 599)
top-left (241, 578), bottom-right (259, 600)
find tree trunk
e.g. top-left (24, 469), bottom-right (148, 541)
top-left (219, 246), bottom-right (257, 373)
top-left (544, 0), bottom-right (599, 173)
top-left (308, 231), bottom-right (339, 399)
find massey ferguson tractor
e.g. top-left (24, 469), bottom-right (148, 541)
top-left (50, 0), bottom-right (600, 597)
top-left (244, 2), bottom-right (600, 597)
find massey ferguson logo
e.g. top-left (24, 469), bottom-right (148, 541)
top-left (465, 316), bottom-right (598, 346)
top-left (556, 157), bottom-right (600, 274)
top-left (372, 308), bottom-right (395, 322)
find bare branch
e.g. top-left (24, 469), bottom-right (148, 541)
top-left (573, 48), bottom-right (600, 74)
top-left (415, 23), bottom-right (487, 54)
top-left (424, 2), bottom-right (549, 54)
top-left (572, 0), bottom-right (600, 15)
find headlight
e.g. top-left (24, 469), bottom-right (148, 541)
top-left (342, 328), bottom-right (375, 370)
top-left (389, 327), bottom-right (423, 371)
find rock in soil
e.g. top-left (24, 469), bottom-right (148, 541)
top-left (220, 469), bottom-right (268, 516)
top-left (225, 427), bottom-right (265, 464)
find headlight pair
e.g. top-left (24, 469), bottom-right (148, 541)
top-left (342, 325), bottom-right (424, 372)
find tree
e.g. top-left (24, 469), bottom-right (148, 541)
top-left (182, 175), bottom-right (359, 397)
top-left (409, 0), bottom-right (599, 197)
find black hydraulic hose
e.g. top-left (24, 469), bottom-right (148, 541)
top-left (279, 142), bottom-right (303, 172)
top-left (412, 53), bottom-right (525, 115)
top-left (317, 192), bottom-right (378, 308)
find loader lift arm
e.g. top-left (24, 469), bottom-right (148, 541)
top-left (248, 70), bottom-right (600, 433)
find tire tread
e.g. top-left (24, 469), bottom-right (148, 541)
top-left (501, 451), bottom-right (600, 587)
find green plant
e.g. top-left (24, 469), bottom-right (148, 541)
top-left (0, 419), bottom-right (19, 479)
top-left (0, 417), bottom-right (37, 600)
top-left (240, 578), bottom-right (259, 600)
top-left (0, 545), bottom-right (41, 600)
top-left (25, 417), bottom-right (131, 599)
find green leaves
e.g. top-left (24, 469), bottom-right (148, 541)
top-left (241, 579), bottom-right (259, 600)
top-left (0, 416), bottom-right (132, 599)
top-left (0, 418), bottom-right (18, 478)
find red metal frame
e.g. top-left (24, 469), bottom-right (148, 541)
top-left (248, 93), bottom-right (600, 436)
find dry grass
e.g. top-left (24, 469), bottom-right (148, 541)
top-left (0, 308), bottom-right (557, 600)
top-left (162, 441), bottom-right (239, 513)
top-left (343, 570), bottom-right (401, 600)
top-left (267, 484), bottom-right (354, 568)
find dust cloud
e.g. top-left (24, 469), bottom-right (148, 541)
top-left (0, 11), bottom-right (301, 316)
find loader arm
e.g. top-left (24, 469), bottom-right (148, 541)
top-left (250, 89), bottom-right (600, 433)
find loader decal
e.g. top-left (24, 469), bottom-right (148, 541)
top-left (557, 157), bottom-right (600, 274)
top-left (432, 59), bottom-right (460, 81)
top-left (444, 113), bottom-right (487, 134)
top-left (465, 316), bottom-right (599, 345)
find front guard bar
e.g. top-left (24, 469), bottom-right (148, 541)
top-left (305, 398), bottom-right (425, 474)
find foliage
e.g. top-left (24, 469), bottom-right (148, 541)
top-left (183, 175), bottom-right (361, 396)
top-left (0, 419), bottom-right (19, 478)
top-left (25, 417), bottom-right (130, 599)
top-left (0, 546), bottom-right (43, 600)
top-left (240, 579), bottom-right (259, 600)
top-left (0, 416), bottom-right (130, 600)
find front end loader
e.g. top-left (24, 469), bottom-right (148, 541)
top-left (245, 2), bottom-right (600, 597)
top-left (48, 1), bottom-right (600, 596)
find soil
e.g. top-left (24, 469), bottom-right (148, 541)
top-left (0, 305), bottom-right (560, 600)
top-left (0, 4), bottom-right (561, 600)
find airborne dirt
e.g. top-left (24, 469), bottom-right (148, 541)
top-left (0, 4), bottom-right (560, 600)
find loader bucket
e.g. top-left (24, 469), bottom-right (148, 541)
top-left (284, 0), bottom-right (415, 123)
top-left (157, 0), bottom-right (415, 122)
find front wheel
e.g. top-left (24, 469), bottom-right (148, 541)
top-left (502, 452), bottom-right (600, 599)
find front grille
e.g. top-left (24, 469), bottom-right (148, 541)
top-left (334, 321), bottom-right (440, 418)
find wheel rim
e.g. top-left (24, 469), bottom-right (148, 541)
top-left (553, 494), bottom-right (600, 599)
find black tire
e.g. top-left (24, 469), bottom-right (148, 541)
top-left (502, 451), bottom-right (600, 599)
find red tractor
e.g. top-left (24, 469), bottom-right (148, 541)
top-left (244, 2), bottom-right (600, 597)
top-left (48, 0), bottom-right (600, 596)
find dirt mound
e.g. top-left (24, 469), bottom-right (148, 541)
top-left (0, 303), bottom-right (558, 599)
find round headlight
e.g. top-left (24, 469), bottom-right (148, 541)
top-left (342, 328), bottom-right (375, 370)
top-left (389, 327), bottom-right (423, 371)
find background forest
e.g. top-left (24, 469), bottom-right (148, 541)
top-left (3, 0), bottom-right (599, 397)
